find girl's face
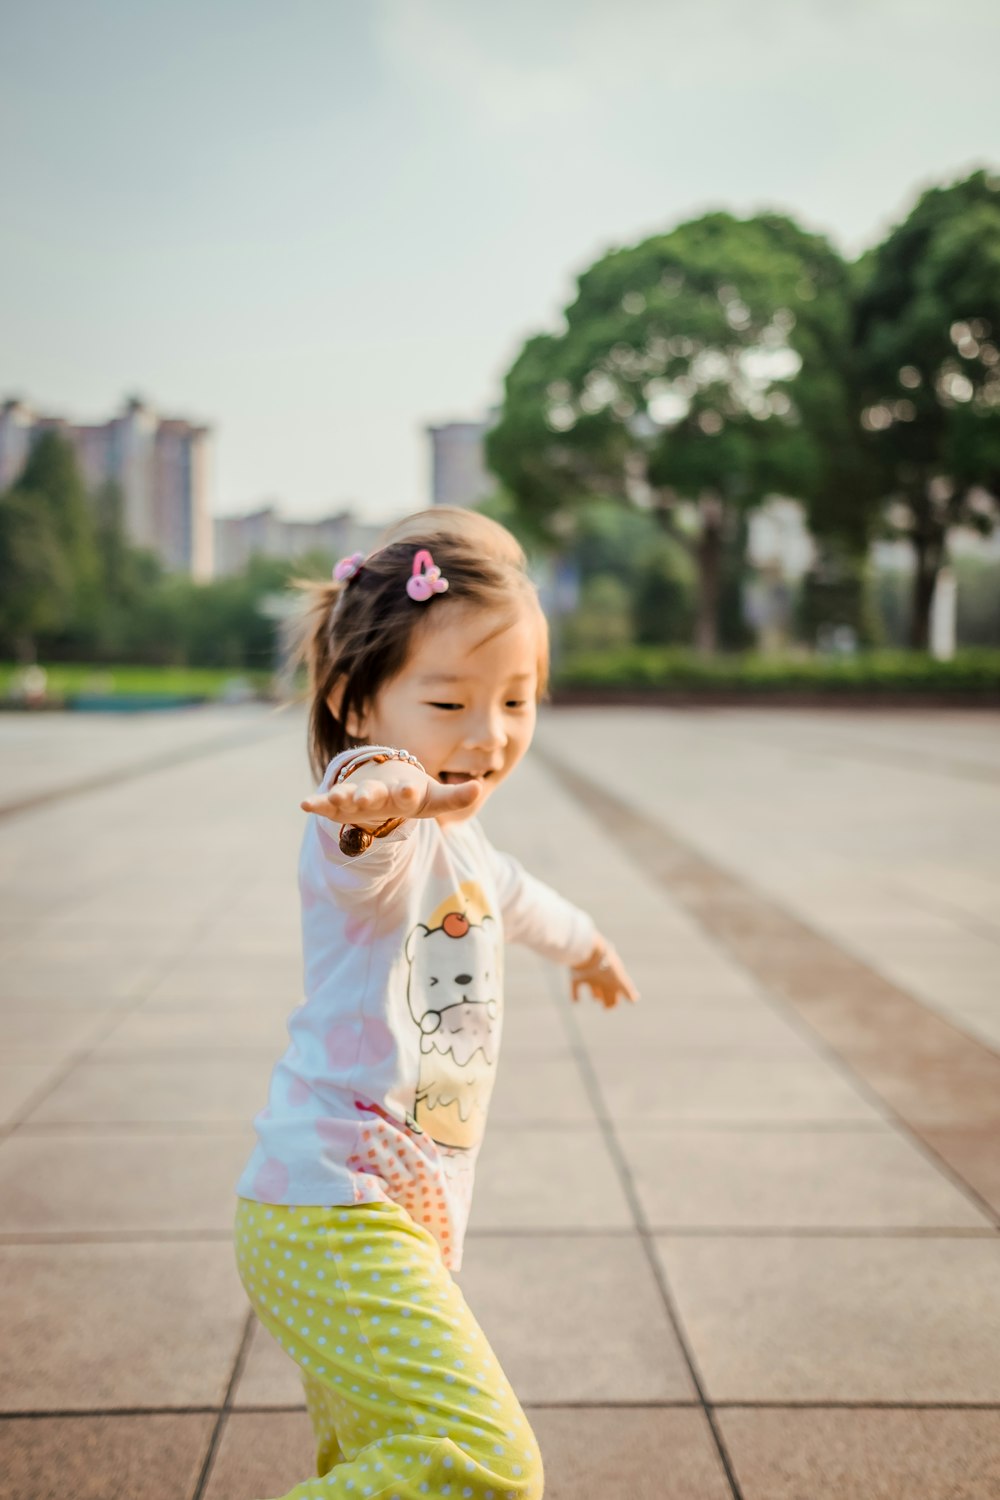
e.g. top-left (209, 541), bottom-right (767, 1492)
top-left (344, 599), bottom-right (543, 826)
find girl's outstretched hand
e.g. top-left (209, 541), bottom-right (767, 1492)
top-left (300, 763), bottom-right (483, 830)
top-left (570, 936), bottom-right (639, 1009)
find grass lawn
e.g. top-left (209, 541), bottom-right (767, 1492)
top-left (1, 662), bottom-right (273, 701)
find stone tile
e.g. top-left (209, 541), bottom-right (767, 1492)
top-left (457, 1235), bottom-right (695, 1403)
top-left (573, 999), bottom-right (819, 1054)
top-left (0, 1005), bottom-right (118, 1053)
top-left (187, 932), bottom-right (301, 960)
top-left (487, 1051), bottom-right (597, 1123)
top-left (231, 1315), bottom-right (309, 1408)
top-left (920, 1124), bottom-right (1000, 1218)
top-left (90, 1002), bottom-right (294, 1055)
top-left (593, 956), bottom-right (762, 1003)
top-left (942, 1002), bottom-right (1000, 1054)
top-left (472, 1124), bottom-right (633, 1231)
top-left (626, 975), bottom-right (766, 1006)
top-left (719, 1407), bottom-right (1000, 1500)
top-left (22, 1056), bottom-right (274, 1126)
top-left (655, 1235), bottom-right (1000, 1402)
top-left (0, 1241), bottom-right (248, 1410)
top-left (0, 1412), bottom-right (215, 1500)
top-left (859, 1039), bottom-right (1000, 1130)
top-left (500, 1000), bottom-right (572, 1056)
top-left (38, 910), bottom-right (208, 945)
top-left (0, 1131), bottom-right (254, 1234)
top-left (0, 956), bottom-right (161, 1006)
top-left (0, 1062), bottom-right (64, 1124)
top-left (139, 988), bottom-right (301, 1016)
top-left (144, 955), bottom-right (304, 1004)
top-left (597, 1051), bottom-right (883, 1125)
top-left (203, 1410), bottom-right (318, 1500)
top-left (618, 1125), bottom-right (991, 1229)
top-left (528, 1406), bottom-right (731, 1500)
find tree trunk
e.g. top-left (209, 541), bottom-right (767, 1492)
top-left (695, 492), bottom-right (725, 656)
top-left (909, 528), bottom-right (944, 651)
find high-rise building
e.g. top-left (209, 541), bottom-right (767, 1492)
top-left (213, 505), bottom-right (384, 578)
top-left (426, 412), bottom-right (498, 509)
top-left (0, 395), bottom-right (214, 578)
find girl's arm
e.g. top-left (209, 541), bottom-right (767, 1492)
top-left (486, 844), bottom-right (639, 1008)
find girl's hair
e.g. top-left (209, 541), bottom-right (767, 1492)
top-left (286, 507), bottom-right (549, 782)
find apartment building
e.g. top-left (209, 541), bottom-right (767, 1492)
top-left (0, 395), bottom-right (214, 578)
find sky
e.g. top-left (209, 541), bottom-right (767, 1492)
top-left (2, 0), bottom-right (999, 524)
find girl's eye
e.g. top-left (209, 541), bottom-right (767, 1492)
top-left (506, 700), bottom-right (526, 709)
top-left (427, 702), bottom-right (462, 711)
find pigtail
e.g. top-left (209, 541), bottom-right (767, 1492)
top-left (284, 575), bottom-right (349, 782)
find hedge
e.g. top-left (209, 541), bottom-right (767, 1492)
top-left (552, 647), bottom-right (1000, 696)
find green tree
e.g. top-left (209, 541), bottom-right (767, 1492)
top-left (4, 431), bottom-right (102, 655)
top-left (0, 490), bottom-right (73, 660)
top-left (853, 168), bottom-right (1000, 648)
top-left (560, 573), bottom-right (634, 654)
top-left (93, 479), bottom-right (131, 602)
top-left (79, 478), bottom-right (167, 659)
top-left (488, 211), bottom-right (873, 653)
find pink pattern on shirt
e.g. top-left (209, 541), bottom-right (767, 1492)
top-left (320, 1015), bottom-right (394, 1070)
top-left (287, 1074), bottom-right (311, 1106)
top-left (253, 1157), bottom-right (289, 1200)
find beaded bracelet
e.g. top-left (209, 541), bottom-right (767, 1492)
top-left (332, 747), bottom-right (425, 857)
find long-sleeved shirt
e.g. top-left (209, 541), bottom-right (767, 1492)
top-left (235, 745), bottom-right (596, 1270)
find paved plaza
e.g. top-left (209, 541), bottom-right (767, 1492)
top-left (1, 703), bottom-right (999, 1498)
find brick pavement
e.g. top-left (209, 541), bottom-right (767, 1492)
top-left (1, 705), bottom-right (998, 1498)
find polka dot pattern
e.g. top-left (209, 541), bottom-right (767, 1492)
top-left (342, 1115), bottom-right (476, 1270)
top-left (234, 1196), bottom-right (543, 1499)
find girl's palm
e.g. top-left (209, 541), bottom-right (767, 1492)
top-left (300, 771), bottom-right (481, 827)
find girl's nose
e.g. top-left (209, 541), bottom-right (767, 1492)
top-left (464, 710), bottom-right (507, 752)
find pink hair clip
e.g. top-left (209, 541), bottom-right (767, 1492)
top-left (406, 547), bottom-right (449, 602)
top-left (333, 551), bottom-right (364, 582)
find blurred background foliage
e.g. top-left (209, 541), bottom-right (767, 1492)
top-left (0, 429), bottom-right (327, 674)
top-left (2, 169), bottom-right (999, 694)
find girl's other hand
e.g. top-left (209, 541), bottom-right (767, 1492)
top-left (570, 937), bottom-right (639, 1009)
top-left (300, 765), bottom-right (483, 830)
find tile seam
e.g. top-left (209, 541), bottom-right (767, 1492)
top-left (535, 744), bottom-right (1000, 1229)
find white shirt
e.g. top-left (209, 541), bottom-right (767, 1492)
top-left (236, 746), bottom-right (596, 1270)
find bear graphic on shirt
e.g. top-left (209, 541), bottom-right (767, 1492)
top-left (405, 886), bottom-right (502, 1151)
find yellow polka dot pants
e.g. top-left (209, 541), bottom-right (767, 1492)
top-left (234, 1197), bottom-right (543, 1499)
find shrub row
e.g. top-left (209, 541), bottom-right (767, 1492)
top-left (552, 647), bottom-right (1000, 695)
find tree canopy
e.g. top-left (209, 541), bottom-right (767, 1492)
top-left (487, 210), bottom-right (873, 650)
top-left (853, 168), bottom-right (1000, 646)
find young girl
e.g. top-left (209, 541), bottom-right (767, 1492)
top-left (234, 507), bottom-right (638, 1500)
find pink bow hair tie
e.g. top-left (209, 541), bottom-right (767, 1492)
top-left (406, 548), bottom-right (449, 602)
top-left (333, 551), bottom-right (364, 582)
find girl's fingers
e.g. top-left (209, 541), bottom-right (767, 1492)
top-left (301, 771), bottom-right (490, 827)
top-left (389, 779), bottom-right (423, 812)
top-left (300, 783), bottom-right (391, 819)
top-left (423, 778), bottom-right (483, 814)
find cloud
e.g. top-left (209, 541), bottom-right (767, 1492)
top-left (372, 0), bottom-right (590, 130)
top-left (373, 0), bottom-right (1000, 135)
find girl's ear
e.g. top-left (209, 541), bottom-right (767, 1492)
top-left (326, 678), bottom-right (368, 739)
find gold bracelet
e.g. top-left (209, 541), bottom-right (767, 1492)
top-left (333, 748), bottom-right (424, 857)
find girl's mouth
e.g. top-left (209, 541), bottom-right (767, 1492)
top-left (439, 770), bottom-right (492, 784)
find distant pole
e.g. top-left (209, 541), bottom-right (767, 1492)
top-left (929, 565), bottom-right (957, 660)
